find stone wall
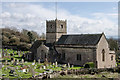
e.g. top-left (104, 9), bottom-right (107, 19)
top-left (56, 47), bottom-right (96, 66)
top-left (96, 34), bottom-right (116, 68)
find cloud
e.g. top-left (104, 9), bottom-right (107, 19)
top-left (1, 2), bottom-right (118, 38)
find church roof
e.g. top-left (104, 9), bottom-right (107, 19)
top-left (56, 33), bottom-right (103, 45)
top-left (30, 40), bottom-right (46, 51)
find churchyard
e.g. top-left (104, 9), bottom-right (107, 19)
top-left (0, 49), bottom-right (119, 79)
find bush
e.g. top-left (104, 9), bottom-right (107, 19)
top-left (84, 62), bottom-right (95, 68)
top-left (9, 36), bottom-right (20, 45)
top-left (20, 36), bottom-right (29, 43)
top-left (17, 42), bottom-right (31, 51)
top-left (2, 35), bottom-right (9, 45)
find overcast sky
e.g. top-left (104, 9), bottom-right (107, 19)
top-left (1, 2), bottom-right (118, 38)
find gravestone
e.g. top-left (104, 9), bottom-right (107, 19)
top-left (17, 59), bottom-right (19, 64)
top-left (5, 60), bottom-right (8, 65)
top-left (43, 66), bottom-right (46, 69)
top-left (72, 65), bottom-right (74, 68)
top-left (22, 59), bottom-right (24, 63)
top-left (55, 62), bottom-right (58, 67)
top-left (40, 66), bottom-right (42, 70)
top-left (34, 60), bottom-right (36, 64)
top-left (18, 53), bottom-right (20, 57)
top-left (68, 63), bottom-right (70, 68)
top-left (11, 60), bottom-right (14, 64)
top-left (53, 63), bottom-right (55, 66)
top-left (13, 58), bottom-right (15, 62)
top-left (38, 59), bottom-right (40, 64)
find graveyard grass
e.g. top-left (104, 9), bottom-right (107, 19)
top-left (1, 49), bottom-right (83, 78)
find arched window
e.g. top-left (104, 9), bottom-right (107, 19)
top-left (111, 55), bottom-right (113, 61)
top-left (102, 49), bottom-right (105, 61)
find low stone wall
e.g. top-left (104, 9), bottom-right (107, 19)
top-left (32, 67), bottom-right (119, 79)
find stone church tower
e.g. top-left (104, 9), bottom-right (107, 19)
top-left (46, 19), bottom-right (67, 43)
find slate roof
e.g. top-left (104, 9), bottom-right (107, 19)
top-left (56, 34), bottom-right (103, 45)
top-left (30, 40), bottom-right (46, 51)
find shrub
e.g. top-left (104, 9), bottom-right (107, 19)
top-left (2, 35), bottom-right (9, 45)
top-left (9, 36), bottom-right (20, 45)
top-left (84, 62), bottom-right (95, 68)
top-left (17, 42), bottom-right (31, 51)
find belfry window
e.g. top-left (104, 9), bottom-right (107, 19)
top-left (50, 24), bottom-right (52, 28)
top-left (61, 25), bottom-right (63, 28)
top-left (111, 55), bottom-right (113, 61)
top-left (102, 49), bottom-right (105, 61)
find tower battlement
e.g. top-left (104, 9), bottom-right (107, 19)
top-left (46, 19), bottom-right (66, 22)
top-left (46, 19), bottom-right (67, 44)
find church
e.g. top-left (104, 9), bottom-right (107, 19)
top-left (27, 19), bottom-right (116, 69)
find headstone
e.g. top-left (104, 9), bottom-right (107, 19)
top-left (38, 59), bottom-right (40, 64)
top-left (22, 59), bottom-right (24, 63)
top-left (34, 60), bottom-right (36, 64)
top-left (64, 64), bottom-right (66, 68)
top-left (40, 66), bottom-right (42, 70)
top-left (5, 60), bottom-right (8, 65)
top-left (16, 67), bottom-right (19, 70)
top-left (72, 65), bottom-right (74, 68)
top-left (43, 66), bottom-right (46, 69)
top-left (53, 63), bottom-right (55, 65)
top-left (18, 53), bottom-right (20, 57)
top-left (17, 59), bottom-right (19, 64)
top-left (32, 63), bottom-right (35, 65)
top-left (68, 63), bottom-right (70, 68)
top-left (13, 58), bottom-right (15, 62)
top-left (55, 62), bottom-right (58, 67)
top-left (11, 60), bottom-right (14, 64)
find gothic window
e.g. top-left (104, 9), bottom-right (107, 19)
top-left (102, 49), bottom-right (105, 61)
top-left (77, 54), bottom-right (81, 61)
top-left (111, 55), bottom-right (113, 61)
